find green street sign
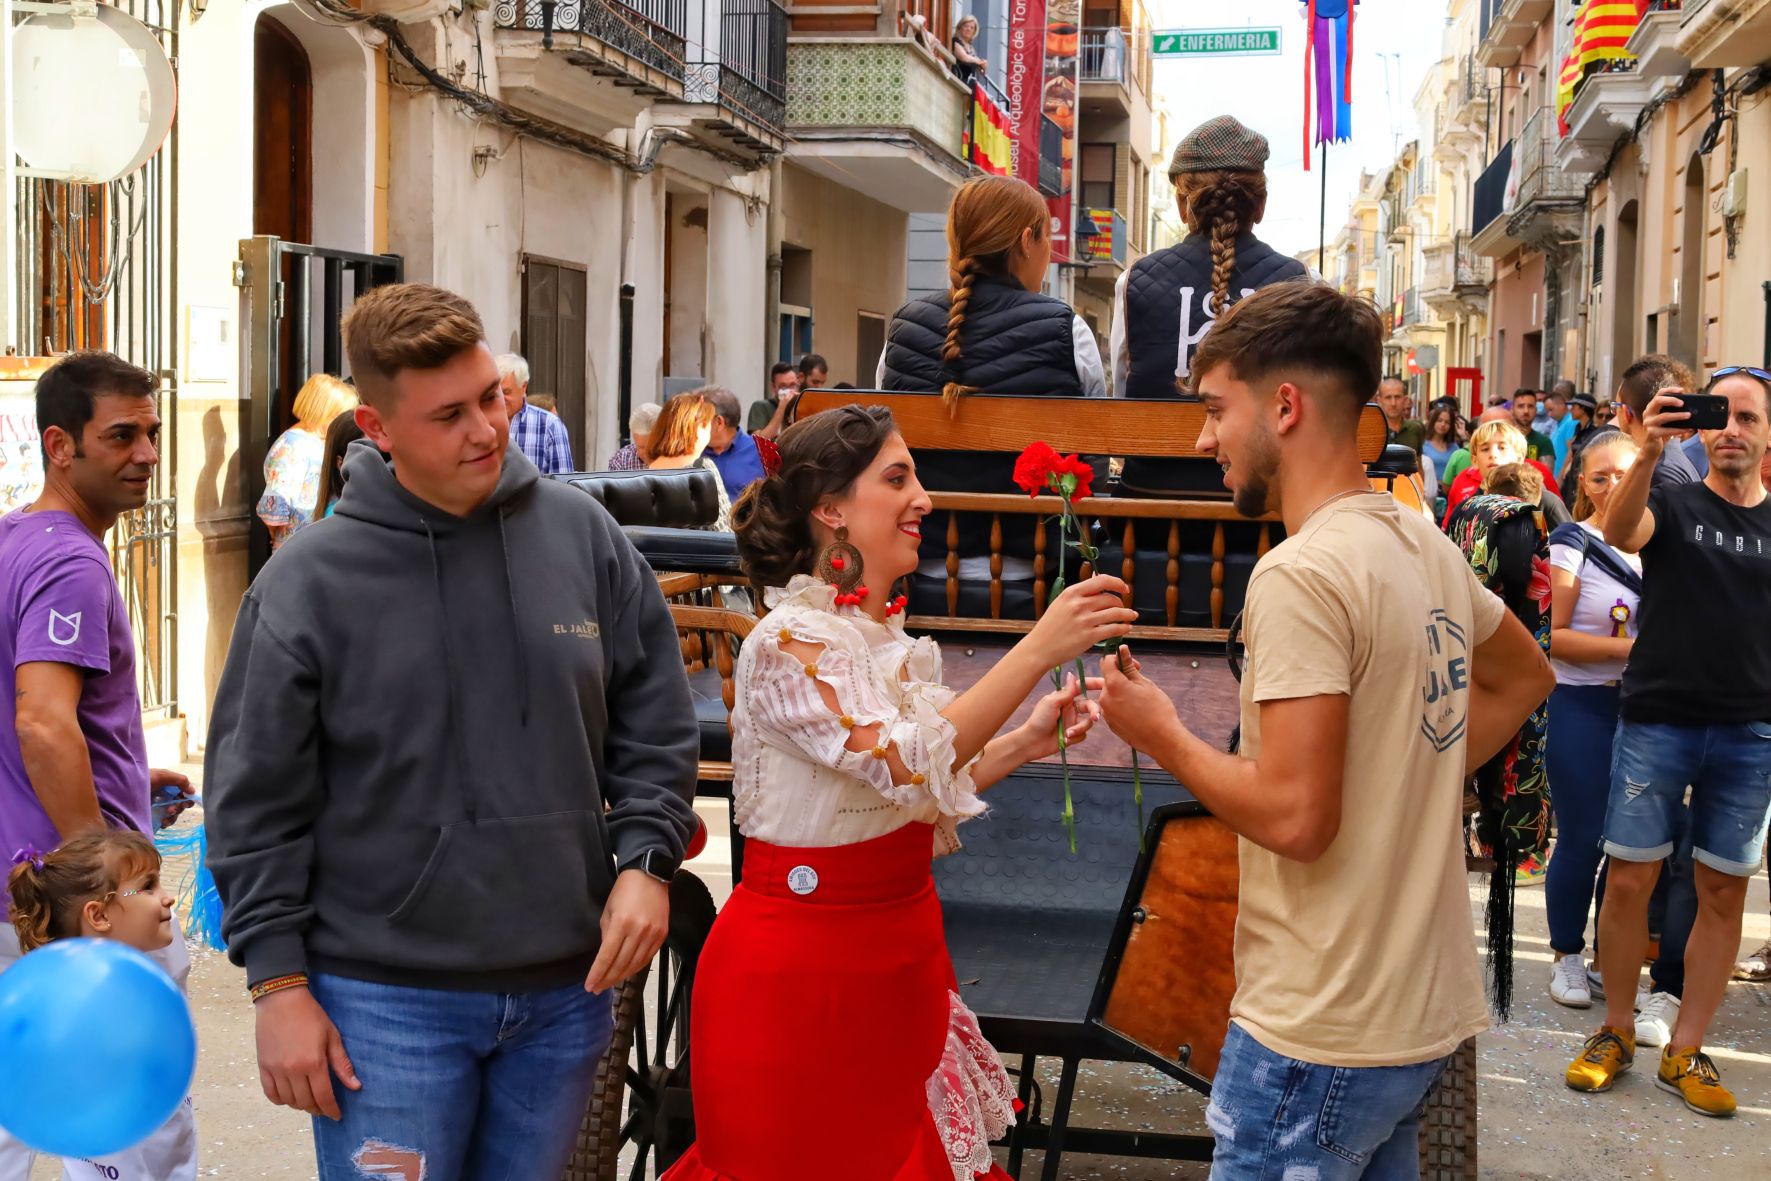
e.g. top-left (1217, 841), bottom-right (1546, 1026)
top-left (1152, 27), bottom-right (1283, 58)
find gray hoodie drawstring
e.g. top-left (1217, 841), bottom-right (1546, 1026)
top-left (497, 509), bottom-right (532, 727)
top-left (425, 520), bottom-right (479, 824)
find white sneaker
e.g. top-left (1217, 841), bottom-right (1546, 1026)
top-left (1636, 991), bottom-right (1682, 1048)
top-left (1587, 963), bottom-right (1604, 1000)
top-left (1551, 954), bottom-right (1592, 1008)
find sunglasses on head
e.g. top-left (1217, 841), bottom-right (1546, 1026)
top-left (1707, 366), bottom-right (1771, 389)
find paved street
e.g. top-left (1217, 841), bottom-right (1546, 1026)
top-left (67, 779), bottom-right (1767, 1181)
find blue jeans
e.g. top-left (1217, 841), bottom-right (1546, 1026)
top-left (308, 973), bottom-right (615, 1181)
top-left (1545, 685), bottom-right (1619, 954)
top-left (1206, 1023), bottom-right (1451, 1181)
top-left (1605, 719), bottom-right (1771, 875)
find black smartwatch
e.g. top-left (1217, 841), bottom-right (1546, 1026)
top-left (619, 848), bottom-right (680, 885)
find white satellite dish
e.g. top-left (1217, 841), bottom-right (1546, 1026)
top-left (10, 5), bottom-right (177, 183)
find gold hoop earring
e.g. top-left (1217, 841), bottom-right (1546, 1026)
top-left (816, 526), bottom-right (865, 596)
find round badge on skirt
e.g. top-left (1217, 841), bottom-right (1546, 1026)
top-left (787, 866), bottom-right (819, 895)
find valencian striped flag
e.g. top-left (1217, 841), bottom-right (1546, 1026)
top-left (968, 82), bottom-right (1014, 177)
top-left (1557, 0), bottom-right (1645, 132)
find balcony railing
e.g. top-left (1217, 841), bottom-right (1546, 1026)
top-left (1398, 287), bottom-right (1424, 330)
top-left (1427, 232), bottom-right (1495, 294)
top-left (1080, 27), bottom-right (1129, 84)
top-left (1515, 105), bottom-right (1585, 208)
top-left (685, 0), bottom-right (788, 131)
top-left (495, 0), bottom-right (688, 83)
top-left (1472, 139), bottom-right (1513, 237)
top-left (1079, 208), bottom-right (1128, 267)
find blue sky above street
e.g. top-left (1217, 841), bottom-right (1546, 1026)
top-left (1146, 0), bottom-right (1450, 256)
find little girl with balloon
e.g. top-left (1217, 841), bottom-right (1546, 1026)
top-left (1, 831), bottom-right (198, 1179)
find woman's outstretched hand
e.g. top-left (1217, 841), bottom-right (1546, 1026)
top-left (1027, 574), bottom-right (1137, 667)
top-left (1015, 672), bottom-right (1104, 761)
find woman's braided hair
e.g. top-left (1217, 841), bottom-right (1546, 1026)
top-left (1175, 170), bottom-right (1268, 318)
top-left (939, 175), bottom-right (1050, 413)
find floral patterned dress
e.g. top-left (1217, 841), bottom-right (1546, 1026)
top-left (1444, 492), bottom-right (1552, 1018)
top-left (256, 427), bottom-right (324, 547)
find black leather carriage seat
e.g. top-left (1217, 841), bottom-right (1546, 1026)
top-left (552, 468), bottom-right (742, 764)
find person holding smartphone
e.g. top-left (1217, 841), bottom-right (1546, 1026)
top-left (1564, 366), bottom-right (1771, 1118)
top-left (1610, 355), bottom-right (1702, 489)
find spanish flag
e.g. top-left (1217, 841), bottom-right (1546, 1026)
top-left (968, 83), bottom-right (1013, 177)
top-left (1557, 0), bottom-right (1644, 131)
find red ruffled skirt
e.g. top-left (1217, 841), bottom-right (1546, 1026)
top-left (662, 822), bottom-right (1015, 1181)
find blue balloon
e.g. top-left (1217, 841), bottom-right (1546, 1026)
top-left (0, 939), bottom-right (196, 1158)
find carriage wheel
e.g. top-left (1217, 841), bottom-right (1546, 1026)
top-left (563, 873), bottom-right (719, 1181)
top-left (1416, 1037), bottom-right (1478, 1181)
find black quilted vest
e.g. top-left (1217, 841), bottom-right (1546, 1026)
top-left (1120, 232), bottom-right (1308, 495)
top-left (880, 274), bottom-right (1082, 397)
top-left (880, 275), bottom-right (1081, 567)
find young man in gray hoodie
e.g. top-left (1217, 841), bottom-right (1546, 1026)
top-left (204, 283), bottom-right (698, 1180)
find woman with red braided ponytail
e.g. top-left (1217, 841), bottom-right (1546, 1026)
top-left (875, 175), bottom-right (1106, 607)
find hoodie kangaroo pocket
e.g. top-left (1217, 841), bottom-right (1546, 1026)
top-left (385, 811), bottom-right (613, 969)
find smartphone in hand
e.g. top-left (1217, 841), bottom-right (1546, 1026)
top-left (1675, 393), bottom-right (1731, 431)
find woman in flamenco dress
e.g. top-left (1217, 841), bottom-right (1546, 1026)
top-left (662, 405), bottom-right (1137, 1181)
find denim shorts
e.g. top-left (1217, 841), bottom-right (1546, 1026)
top-left (1206, 1022), bottom-right (1451, 1181)
top-left (1604, 719), bottom-right (1771, 876)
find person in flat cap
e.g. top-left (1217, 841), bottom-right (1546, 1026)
top-left (1110, 115), bottom-right (1309, 496)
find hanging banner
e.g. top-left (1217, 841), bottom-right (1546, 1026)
top-left (1005, 0), bottom-right (1048, 187)
top-left (1042, 0), bottom-right (1081, 262)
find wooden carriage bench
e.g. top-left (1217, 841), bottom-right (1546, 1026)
top-left (791, 389), bottom-right (1421, 644)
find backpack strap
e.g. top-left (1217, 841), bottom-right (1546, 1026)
top-left (1548, 522), bottom-right (1643, 596)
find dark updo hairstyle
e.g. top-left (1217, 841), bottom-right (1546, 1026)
top-left (732, 404), bottom-right (896, 588)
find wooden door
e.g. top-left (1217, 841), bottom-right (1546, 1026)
top-left (255, 16), bottom-right (313, 436)
top-left (254, 17), bottom-right (312, 242)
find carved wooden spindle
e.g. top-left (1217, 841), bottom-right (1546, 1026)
top-left (1210, 522), bottom-right (1227, 629)
top-left (1257, 523), bottom-right (1272, 559)
top-left (989, 514), bottom-right (1004, 619)
top-left (716, 634), bottom-right (737, 717)
top-left (1165, 520), bottom-right (1180, 627)
top-left (1078, 515), bottom-right (1095, 580)
top-left (1121, 519), bottom-right (1136, 601)
top-left (1033, 519), bottom-right (1048, 617)
top-left (946, 513), bottom-right (961, 616)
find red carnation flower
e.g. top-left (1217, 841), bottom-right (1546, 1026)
top-left (1052, 453), bottom-right (1094, 501)
top-left (1013, 441), bottom-right (1061, 497)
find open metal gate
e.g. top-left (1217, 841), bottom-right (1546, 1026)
top-left (237, 235), bottom-right (402, 572)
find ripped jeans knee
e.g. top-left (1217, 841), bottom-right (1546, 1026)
top-left (352, 1140), bottom-right (426, 1181)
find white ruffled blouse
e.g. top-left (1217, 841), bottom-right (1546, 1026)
top-left (732, 575), bottom-right (986, 851)
top-left (731, 576), bottom-right (1017, 1180)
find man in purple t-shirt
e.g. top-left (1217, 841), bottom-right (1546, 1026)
top-left (1, 351), bottom-right (190, 918)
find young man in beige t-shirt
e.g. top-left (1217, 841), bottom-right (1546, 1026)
top-left (1101, 282), bottom-right (1554, 1180)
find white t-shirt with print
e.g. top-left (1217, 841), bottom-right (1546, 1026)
top-left (1548, 519), bottom-right (1642, 686)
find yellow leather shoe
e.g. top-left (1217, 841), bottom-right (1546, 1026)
top-left (1656, 1047), bottom-right (1736, 1117)
top-left (1566, 1026), bottom-right (1635, 1093)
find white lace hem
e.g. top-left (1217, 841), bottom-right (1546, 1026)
top-left (925, 991), bottom-right (1018, 1181)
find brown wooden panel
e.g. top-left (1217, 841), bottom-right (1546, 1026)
top-left (794, 389), bottom-right (1390, 465)
top-left (1100, 813), bottom-right (1240, 1080)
